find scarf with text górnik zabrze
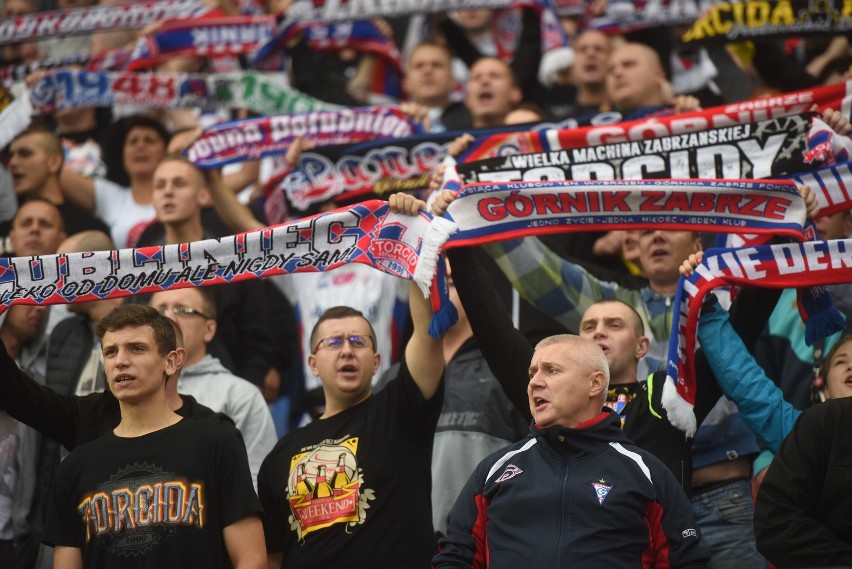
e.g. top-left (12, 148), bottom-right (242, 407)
top-left (665, 241), bottom-right (849, 436)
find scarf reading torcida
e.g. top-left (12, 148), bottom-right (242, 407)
top-left (665, 241), bottom-right (849, 436)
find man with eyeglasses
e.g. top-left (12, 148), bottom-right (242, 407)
top-left (149, 286), bottom-right (278, 489)
top-left (257, 194), bottom-right (445, 569)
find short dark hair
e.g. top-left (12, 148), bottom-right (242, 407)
top-left (12, 197), bottom-right (66, 233)
top-left (123, 115), bottom-right (170, 148)
top-left (309, 306), bottom-right (377, 353)
top-left (587, 299), bottom-right (646, 336)
top-left (470, 56), bottom-right (519, 87)
top-left (96, 304), bottom-right (176, 356)
top-left (12, 126), bottom-right (64, 163)
top-left (192, 287), bottom-right (217, 320)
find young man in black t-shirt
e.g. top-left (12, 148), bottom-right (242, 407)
top-left (258, 194), bottom-right (445, 569)
top-left (43, 304), bottom-right (265, 569)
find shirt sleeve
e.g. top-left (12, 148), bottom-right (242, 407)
top-left (698, 306), bottom-right (800, 453)
top-left (387, 353), bottom-right (444, 443)
top-left (215, 425), bottom-right (264, 529)
top-left (42, 457), bottom-right (82, 548)
top-left (646, 459), bottom-right (711, 568)
top-left (257, 442), bottom-right (291, 556)
top-left (484, 237), bottom-right (632, 332)
top-left (0, 339), bottom-right (80, 450)
top-left (434, 462), bottom-right (489, 568)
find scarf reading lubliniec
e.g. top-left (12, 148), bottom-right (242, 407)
top-left (665, 240), bottom-right (850, 436)
top-left (0, 200), bottom-right (456, 326)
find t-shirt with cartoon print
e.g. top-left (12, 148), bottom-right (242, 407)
top-left (258, 355), bottom-right (443, 569)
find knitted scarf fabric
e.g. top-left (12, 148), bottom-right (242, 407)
top-left (28, 70), bottom-right (338, 116)
top-left (664, 240), bottom-right (850, 436)
top-left (184, 106), bottom-right (416, 168)
top-left (0, 200), bottom-right (457, 330)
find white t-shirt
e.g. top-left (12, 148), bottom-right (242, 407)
top-left (272, 264), bottom-right (409, 391)
top-left (94, 178), bottom-right (157, 249)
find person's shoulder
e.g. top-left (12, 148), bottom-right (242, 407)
top-left (60, 429), bottom-right (116, 467)
top-left (800, 398), bottom-right (852, 427)
top-left (93, 177), bottom-right (128, 194)
top-left (259, 426), bottom-right (312, 478)
top-left (609, 437), bottom-right (675, 484)
top-left (176, 415), bottom-right (243, 446)
top-left (478, 436), bottom-right (538, 473)
top-left (179, 394), bottom-right (236, 428)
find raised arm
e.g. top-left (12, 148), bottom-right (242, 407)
top-left (0, 338), bottom-right (79, 450)
top-left (388, 193), bottom-right (444, 400)
top-left (59, 167), bottom-right (97, 211)
top-left (484, 235), bottom-right (626, 332)
top-left (206, 169), bottom-right (265, 234)
top-left (447, 247), bottom-right (533, 421)
top-left (697, 299), bottom-right (800, 453)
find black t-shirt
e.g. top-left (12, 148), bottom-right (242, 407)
top-left (56, 200), bottom-right (110, 237)
top-left (44, 418), bottom-right (261, 568)
top-left (258, 357), bottom-right (442, 569)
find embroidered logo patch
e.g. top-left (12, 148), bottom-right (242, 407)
top-left (591, 480), bottom-right (612, 505)
top-left (495, 464), bottom-right (523, 483)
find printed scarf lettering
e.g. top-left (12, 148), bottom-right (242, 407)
top-left (0, 201), bottom-right (453, 318)
top-left (682, 0), bottom-right (852, 45)
top-left (0, 0), bottom-right (205, 46)
top-left (458, 114), bottom-right (811, 185)
top-left (185, 107), bottom-right (416, 169)
top-left (28, 70), bottom-right (338, 116)
top-left (440, 179), bottom-right (807, 248)
top-left (664, 240), bottom-right (850, 436)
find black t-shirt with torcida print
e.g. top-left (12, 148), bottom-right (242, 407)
top-left (258, 355), bottom-right (443, 569)
top-left (43, 418), bottom-right (261, 569)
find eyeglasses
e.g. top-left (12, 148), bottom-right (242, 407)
top-left (156, 306), bottom-right (212, 320)
top-left (312, 335), bottom-right (374, 354)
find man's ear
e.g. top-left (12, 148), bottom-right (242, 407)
top-left (174, 347), bottom-right (188, 371)
top-left (203, 319), bottom-right (217, 344)
top-left (198, 186), bottom-right (212, 208)
top-left (635, 336), bottom-right (650, 360)
top-left (47, 153), bottom-right (63, 176)
top-left (510, 86), bottom-right (523, 106)
top-left (589, 370), bottom-right (606, 401)
top-left (308, 354), bottom-right (320, 377)
top-left (164, 350), bottom-right (179, 377)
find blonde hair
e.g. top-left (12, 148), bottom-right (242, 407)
top-left (535, 334), bottom-right (610, 404)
